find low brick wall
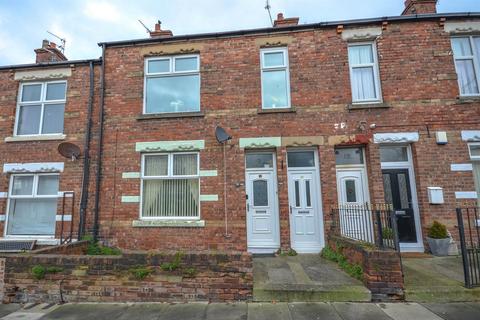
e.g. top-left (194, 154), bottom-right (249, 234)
top-left (0, 251), bottom-right (252, 303)
top-left (328, 235), bottom-right (404, 301)
top-left (31, 241), bottom-right (89, 255)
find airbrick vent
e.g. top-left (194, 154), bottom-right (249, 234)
top-left (0, 240), bottom-right (36, 252)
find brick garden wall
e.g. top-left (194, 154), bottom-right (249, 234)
top-left (0, 251), bottom-right (252, 303)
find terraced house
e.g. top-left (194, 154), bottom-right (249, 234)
top-left (0, 0), bottom-right (479, 301)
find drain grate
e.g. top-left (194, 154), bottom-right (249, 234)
top-left (0, 240), bottom-right (36, 252)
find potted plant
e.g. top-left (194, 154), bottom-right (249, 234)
top-left (426, 221), bottom-right (450, 256)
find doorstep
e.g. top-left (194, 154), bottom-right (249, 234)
top-left (253, 254), bottom-right (371, 302)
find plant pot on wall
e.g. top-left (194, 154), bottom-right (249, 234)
top-left (426, 237), bottom-right (451, 256)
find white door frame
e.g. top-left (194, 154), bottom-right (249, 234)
top-left (380, 145), bottom-right (424, 252)
top-left (245, 151), bottom-right (280, 253)
top-left (286, 148), bottom-right (324, 253)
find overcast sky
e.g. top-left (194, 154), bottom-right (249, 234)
top-left (1, 0), bottom-right (479, 65)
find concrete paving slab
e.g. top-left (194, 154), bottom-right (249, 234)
top-left (0, 304), bottom-right (21, 318)
top-left (287, 303), bottom-right (342, 320)
top-left (205, 303), bottom-right (247, 320)
top-left (2, 312), bottom-right (45, 320)
top-left (332, 302), bottom-right (392, 320)
top-left (422, 302), bottom-right (480, 320)
top-left (157, 303), bottom-right (207, 320)
top-left (247, 303), bottom-right (291, 320)
top-left (377, 303), bottom-right (444, 320)
top-left (39, 303), bottom-right (130, 320)
top-left (116, 303), bottom-right (170, 320)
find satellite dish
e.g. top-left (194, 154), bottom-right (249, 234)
top-left (58, 142), bottom-right (81, 161)
top-left (215, 126), bottom-right (232, 144)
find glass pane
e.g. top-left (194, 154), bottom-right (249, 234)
top-left (17, 105), bottom-right (41, 135)
top-left (173, 154), bottom-right (198, 175)
top-left (345, 180), bottom-right (357, 203)
top-left (305, 180), bottom-right (311, 207)
top-left (398, 173), bottom-right (410, 208)
top-left (262, 70), bottom-right (288, 108)
top-left (144, 155), bottom-right (168, 176)
top-left (21, 84), bottom-right (42, 102)
top-left (175, 57), bottom-right (198, 72)
top-left (455, 60), bottom-right (479, 95)
top-left (263, 51), bottom-right (284, 67)
top-left (42, 103), bottom-right (64, 134)
top-left (148, 59), bottom-right (170, 73)
top-left (349, 45), bottom-right (374, 64)
top-left (382, 174), bottom-right (393, 205)
top-left (335, 148), bottom-right (364, 165)
top-left (12, 176), bottom-right (34, 195)
top-left (46, 82), bottom-right (66, 100)
top-left (469, 144), bottom-right (480, 158)
top-left (452, 38), bottom-right (472, 57)
top-left (288, 151), bottom-right (315, 167)
top-left (475, 37), bottom-right (480, 61)
top-left (37, 175), bottom-right (59, 195)
top-left (380, 146), bottom-right (408, 162)
top-left (351, 67), bottom-right (376, 101)
top-left (246, 153), bottom-right (273, 169)
top-left (7, 198), bottom-right (57, 235)
top-left (142, 179), bottom-right (199, 218)
top-left (253, 180), bottom-right (268, 207)
top-left (294, 180), bottom-right (300, 207)
top-left (145, 74), bottom-right (200, 113)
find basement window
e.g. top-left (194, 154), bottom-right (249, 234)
top-left (15, 81), bottom-right (66, 136)
top-left (348, 42), bottom-right (382, 104)
top-left (144, 55), bottom-right (200, 114)
top-left (260, 47), bottom-right (291, 109)
top-left (451, 36), bottom-right (480, 96)
top-left (140, 153), bottom-right (200, 219)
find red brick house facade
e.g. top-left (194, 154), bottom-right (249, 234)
top-left (0, 0), bottom-right (479, 254)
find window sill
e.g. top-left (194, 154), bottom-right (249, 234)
top-left (132, 219), bottom-right (205, 228)
top-left (5, 134), bottom-right (66, 143)
top-left (456, 96), bottom-right (480, 104)
top-left (258, 107), bottom-right (296, 114)
top-left (137, 111), bottom-right (205, 120)
top-left (348, 102), bottom-right (389, 110)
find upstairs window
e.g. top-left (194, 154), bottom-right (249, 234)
top-left (141, 153), bottom-right (200, 219)
top-left (15, 81), bottom-right (66, 136)
top-left (144, 55), bottom-right (200, 114)
top-left (261, 48), bottom-right (291, 109)
top-left (348, 43), bottom-right (382, 103)
top-left (451, 37), bottom-right (480, 96)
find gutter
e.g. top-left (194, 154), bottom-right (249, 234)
top-left (0, 58), bottom-right (101, 71)
top-left (78, 60), bottom-right (95, 240)
top-left (98, 12), bottom-right (480, 48)
top-left (93, 45), bottom-right (106, 241)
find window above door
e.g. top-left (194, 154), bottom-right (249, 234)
top-left (335, 147), bottom-right (364, 166)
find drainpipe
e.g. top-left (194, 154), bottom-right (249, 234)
top-left (93, 44), bottom-right (106, 241)
top-left (78, 61), bottom-right (95, 240)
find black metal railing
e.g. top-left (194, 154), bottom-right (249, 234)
top-left (331, 203), bottom-right (400, 251)
top-left (456, 206), bottom-right (480, 288)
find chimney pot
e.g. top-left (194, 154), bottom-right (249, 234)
top-left (50, 42), bottom-right (57, 49)
top-left (42, 39), bottom-right (49, 48)
top-left (277, 13), bottom-right (284, 20)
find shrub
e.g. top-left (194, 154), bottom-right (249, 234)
top-left (183, 267), bottom-right (197, 278)
top-left (321, 246), bottom-right (363, 281)
top-left (428, 221), bottom-right (448, 239)
top-left (161, 252), bottom-right (182, 272)
top-left (46, 266), bottom-right (64, 274)
top-left (31, 265), bottom-right (46, 280)
top-left (129, 266), bottom-right (152, 280)
top-left (83, 235), bottom-right (122, 256)
top-left (382, 227), bottom-right (394, 240)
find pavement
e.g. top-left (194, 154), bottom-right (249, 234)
top-left (253, 255), bottom-right (371, 301)
top-left (1, 302), bottom-right (480, 320)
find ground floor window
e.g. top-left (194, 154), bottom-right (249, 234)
top-left (141, 152), bottom-right (200, 219)
top-left (6, 174), bottom-right (59, 236)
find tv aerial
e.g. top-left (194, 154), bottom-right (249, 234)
top-left (46, 31), bottom-right (66, 54)
top-left (58, 142), bottom-right (81, 161)
top-left (138, 19), bottom-right (152, 33)
top-left (265, 0), bottom-right (274, 27)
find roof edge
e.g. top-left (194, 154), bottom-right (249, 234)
top-left (0, 58), bottom-right (102, 71)
top-left (98, 12), bottom-right (480, 48)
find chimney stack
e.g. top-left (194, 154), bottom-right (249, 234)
top-left (34, 39), bottom-right (67, 63)
top-left (273, 13), bottom-right (299, 27)
top-left (402, 0), bottom-right (438, 15)
top-left (149, 21), bottom-right (173, 38)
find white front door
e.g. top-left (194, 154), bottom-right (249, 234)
top-left (336, 169), bottom-right (373, 242)
top-left (246, 170), bottom-right (279, 252)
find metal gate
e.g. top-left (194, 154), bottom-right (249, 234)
top-left (456, 207), bottom-right (480, 288)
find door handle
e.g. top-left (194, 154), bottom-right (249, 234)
top-left (289, 205), bottom-right (292, 215)
top-left (247, 203), bottom-right (250, 212)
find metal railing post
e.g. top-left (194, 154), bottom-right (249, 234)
top-left (375, 210), bottom-right (384, 249)
top-left (456, 208), bottom-right (472, 288)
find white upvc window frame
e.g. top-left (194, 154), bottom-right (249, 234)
top-left (14, 80), bottom-right (67, 136)
top-left (348, 41), bottom-right (383, 104)
top-left (451, 36), bottom-right (480, 97)
top-left (5, 173), bottom-right (59, 238)
top-left (140, 152), bottom-right (200, 220)
top-left (468, 142), bottom-right (480, 160)
top-left (143, 55), bottom-right (201, 114)
top-left (260, 47), bottom-right (291, 109)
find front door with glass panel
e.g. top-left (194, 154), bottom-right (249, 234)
top-left (287, 150), bottom-right (323, 253)
top-left (245, 153), bottom-right (280, 252)
top-left (6, 174), bottom-right (59, 237)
